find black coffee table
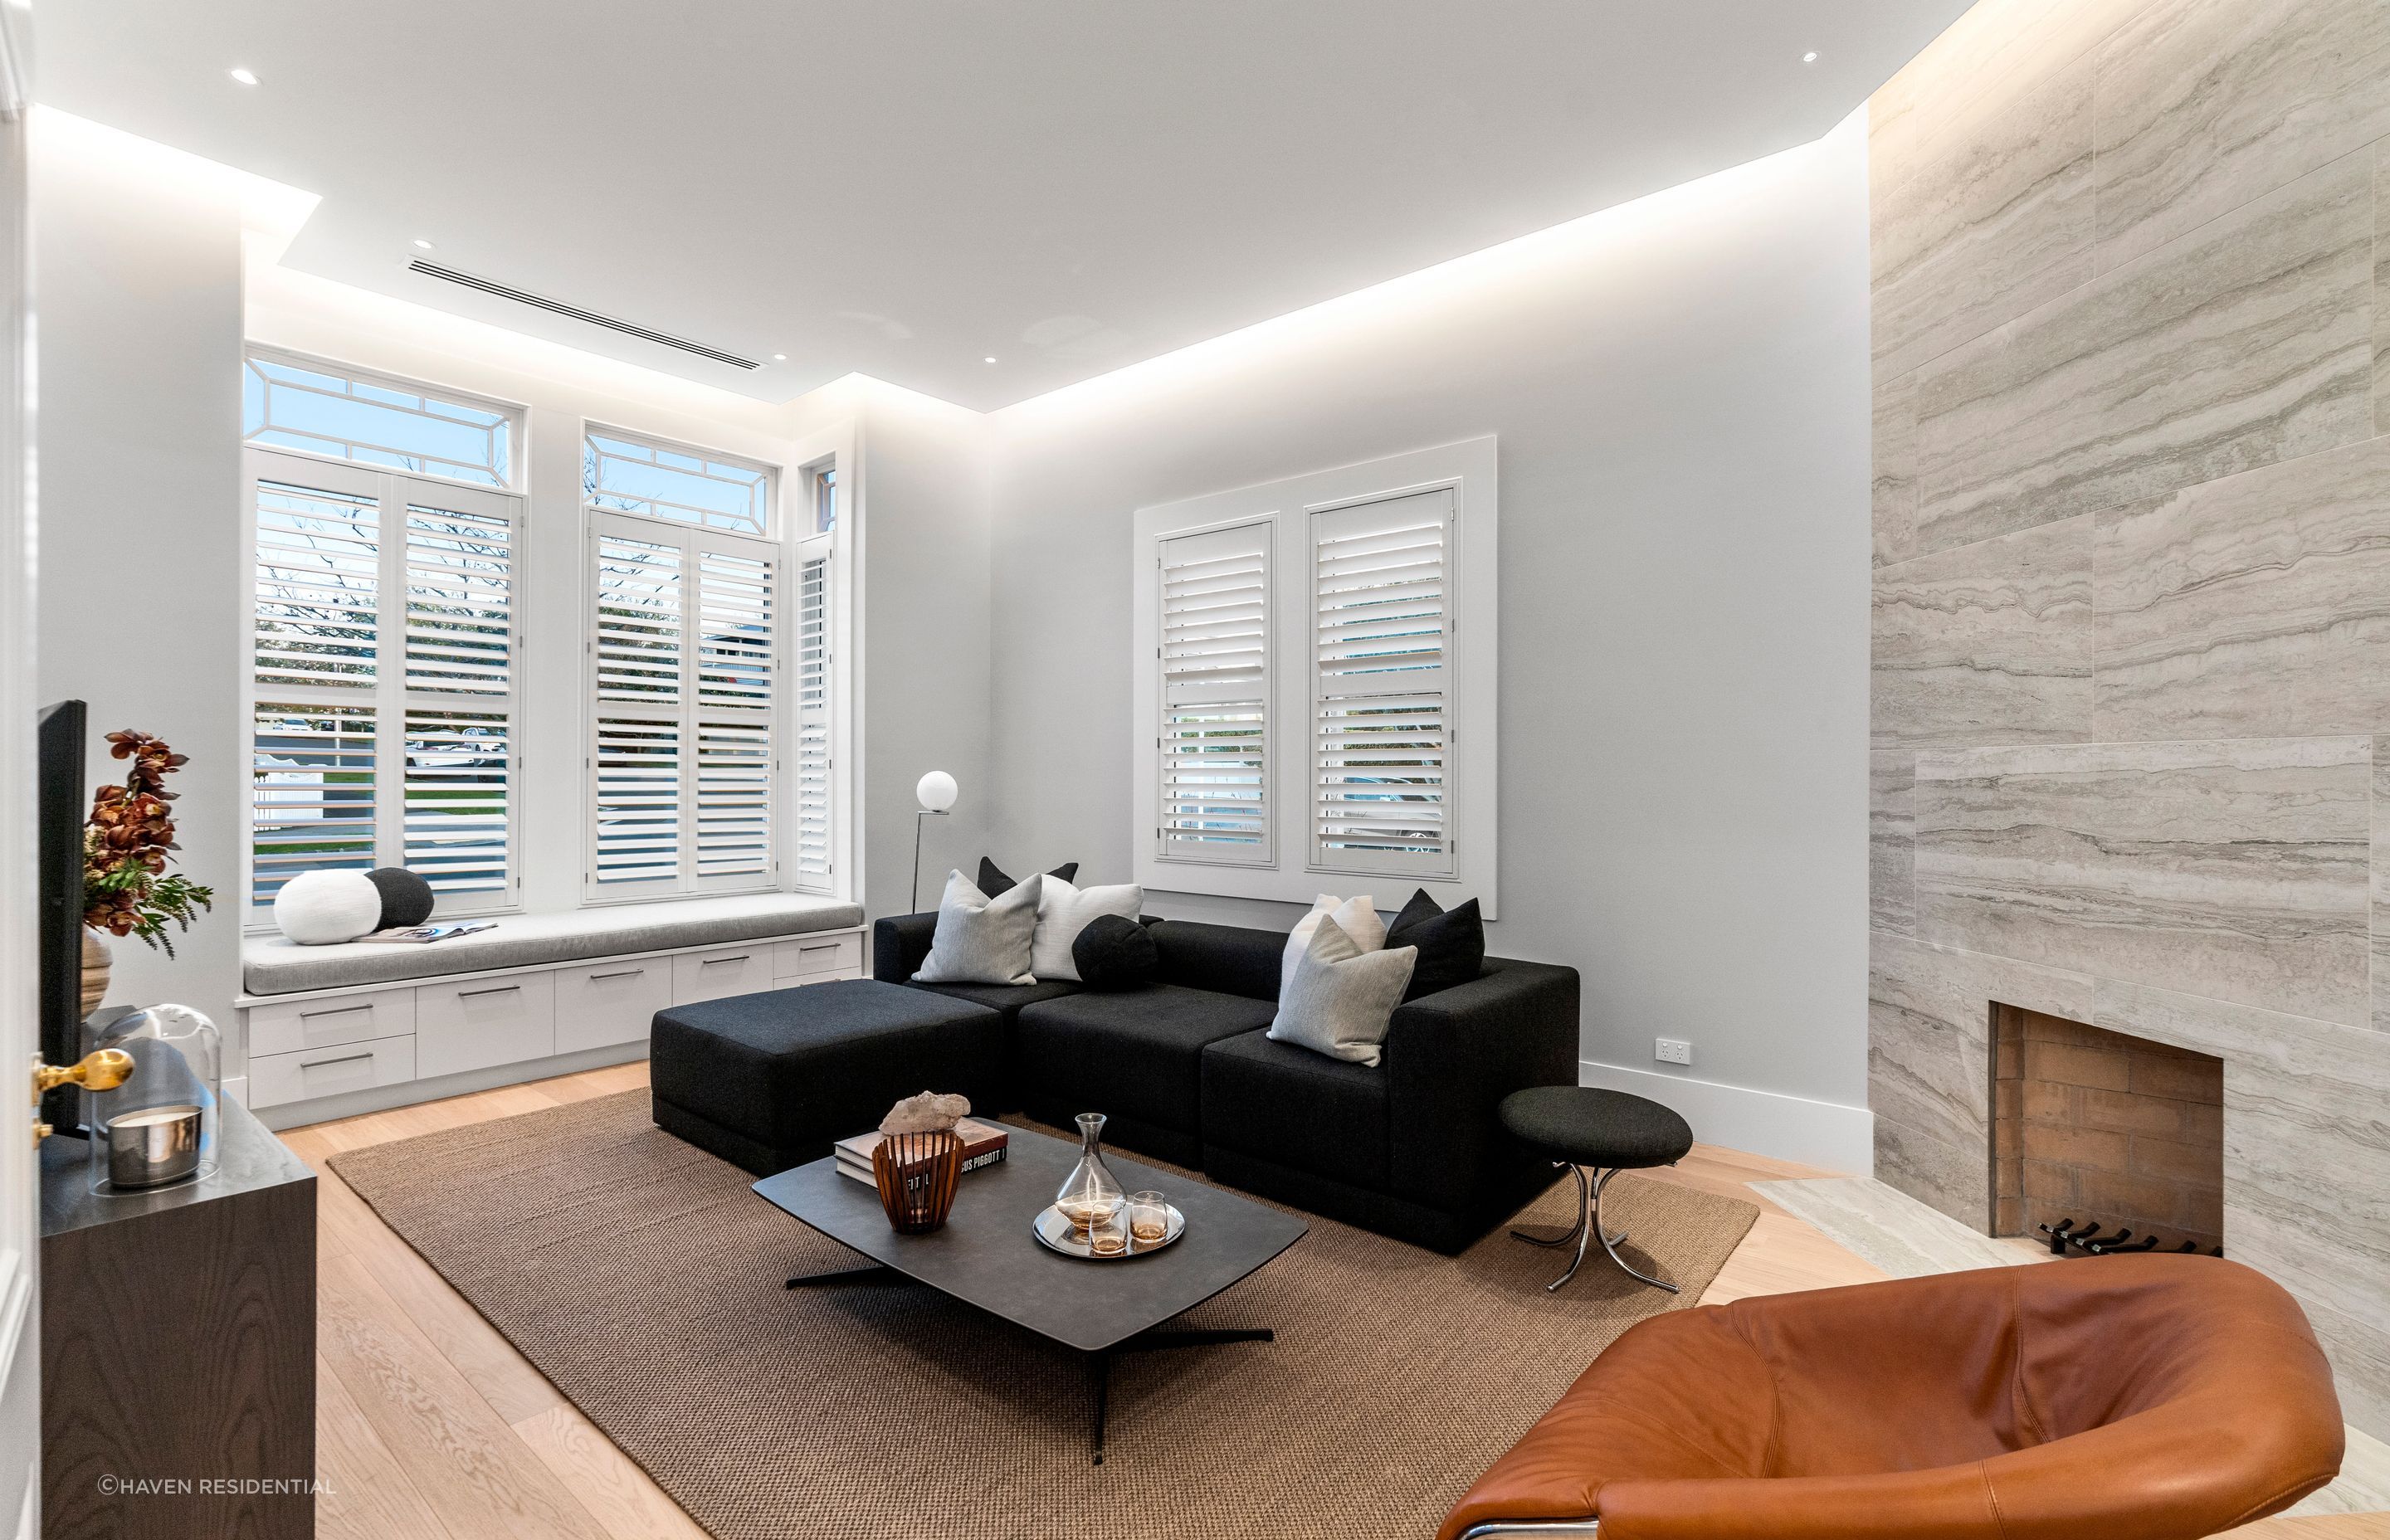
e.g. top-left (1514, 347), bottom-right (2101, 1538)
top-left (752, 1124), bottom-right (1306, 1462)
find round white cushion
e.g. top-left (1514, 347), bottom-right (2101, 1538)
top-left (273, 870), bottom-right (384, 945)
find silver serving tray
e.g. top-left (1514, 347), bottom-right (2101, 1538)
top-left (1032, 1201), bottom-right (1187, 1260)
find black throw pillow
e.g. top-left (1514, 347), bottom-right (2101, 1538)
top-left (977, 857), bottom-right (1079, 897)
top-left (1385, 888), bottom-right (1485, 1000)
top-left (1072, 913), bottom-right (1157, 992)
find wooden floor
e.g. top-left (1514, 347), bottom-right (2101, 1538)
top-left (285, 1061), bottom-right (2381, 1540)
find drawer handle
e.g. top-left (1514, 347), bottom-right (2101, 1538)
top-left (588, 968), bottom-right (646, 982)
top-left (456, 983), bottom-right (523, 999)
top-left (701, 954), bottom-right (753, 966)
top-left (298, 1003), bottom-right (375, 1021)
top-left (301, 1052), bottom-right (374, 1072)
top-left (798, 943), bottom-right (838, 955)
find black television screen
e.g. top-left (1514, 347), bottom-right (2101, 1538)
top-left (37, 699), bottom-right (86, 1136)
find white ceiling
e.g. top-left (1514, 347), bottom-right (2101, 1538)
top-left (43, 2), bottom-right (1967, 412)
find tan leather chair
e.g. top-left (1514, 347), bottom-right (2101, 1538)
top-left (1438, 1255), bottom-right (2343, 1540)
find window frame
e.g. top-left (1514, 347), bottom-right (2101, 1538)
top-left (242, 344), bottom-right (525, 494)
top-left (241, 444), bottom-right (526, 926)
top-left (582, 420), bottom-right (779, 539)
top-left (1129, 436), bottom-right (1499, 917)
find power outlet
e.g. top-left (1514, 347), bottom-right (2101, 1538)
top-left (1654, 1037), bottom-right (1694, 1067)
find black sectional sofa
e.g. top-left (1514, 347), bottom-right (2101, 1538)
top-left (874, 911), bottom-right (1578, 1254)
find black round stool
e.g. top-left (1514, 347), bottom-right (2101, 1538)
top-left (1498, 1086), bottom-right (1695, 1294)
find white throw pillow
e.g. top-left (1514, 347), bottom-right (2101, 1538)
top-left (1032, 875), bottom-right (1144, 982)
top-left (913, 870), bottom-right (1042, 986)
top-left (1266, 917), bottom-right (1417, 1067)
top-left (1280, 894), bottom-right (1385, 998)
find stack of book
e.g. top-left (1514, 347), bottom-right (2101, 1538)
top-left (833, 1118), bottom-right (1011, 1185)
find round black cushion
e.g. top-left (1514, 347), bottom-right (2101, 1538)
top-left (1499, 1086), bottom-right (1693, 1169)
top-left (365, 867), bottom-right (436, 930)
top-left (1071, 913), bottom-right (1157, 992)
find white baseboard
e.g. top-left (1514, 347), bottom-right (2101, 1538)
top-left (1578, 1059), bottom-right (1873, 1174)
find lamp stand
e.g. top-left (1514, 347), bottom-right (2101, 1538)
top-left (911, 809), bottom-right (949, 913)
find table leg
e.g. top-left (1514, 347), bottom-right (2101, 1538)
top-left (784, 1262), bottom-right (903, 1288)
top-left (1085, 1327), bottom-right (1275, 1463)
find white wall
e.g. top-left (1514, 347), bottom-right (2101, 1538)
top-left (983, 114), bottom-right (1875, 1168)
top-left (32, 117), bottom-right (247, 1053)
top-left (841, 378), bottom-right (995, 921)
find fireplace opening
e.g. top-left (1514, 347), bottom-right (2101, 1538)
top-left (1991, 1004), bottom-right (2223, 1258)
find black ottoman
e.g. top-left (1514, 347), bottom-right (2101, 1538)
top-left (1498, 1086), bottom-right (1695, 1294)
top-left (650, 978), bottom-right (1004, 1177)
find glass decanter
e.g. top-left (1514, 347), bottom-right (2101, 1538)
top-left (1053, 1112), bottom-right (1125, 1233)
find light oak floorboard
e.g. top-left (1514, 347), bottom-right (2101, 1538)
top-left (317, 1248), bottom-right (612, 1540)
top-left (2240, 1518), bottom-right (2390, 1538)
top-left (316, 1352), bottom-right (457, 1540)
top-left (511, 1403), bottom-right (713, 1540)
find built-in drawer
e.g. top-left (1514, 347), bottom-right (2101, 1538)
top-left (247, 986), bottom-right (417, 1059)
top-left (416, 972), bottom-right (556, 1079)
top-left (671, 944), bottom-right (778, 1004)
top-left (554, 957), bottom-right (674, 1055)
top-left (773, 932), bottom-right (861, 981)
top-left (248, 1032), bottom-right (417, 1109)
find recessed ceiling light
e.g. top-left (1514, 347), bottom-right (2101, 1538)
top-left (412, 238), bottom-right (434, 250)
top-left (1802, 51), bottom-right (1818, 63)
top-left (983, 356), bottom-right (997, 364)
top-left (773, 353), bottom-right (787, 361)
top-left (229, 66), bottom-right (259, 85)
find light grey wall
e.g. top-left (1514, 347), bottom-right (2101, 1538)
top-left (1866, 0), bottom-right (2390, 1436)
top-left (983, 115), bottom-right (1874, 1164)
top-left (32, 130), bottom-right (246, 1054)
top-left (851, 381), bottom-right (996, 923)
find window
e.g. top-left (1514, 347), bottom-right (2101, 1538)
top-left (810, 465), bottom-right (838, 534)
top-left (584, 425), bottom-right (774, 536)
top-left (584, 430), bottom-right (783, 898)
top-left (246, 447), bottom-right (521, 914)
top-left (244, 349), bottom-right (514, 488)
top-left (1156, 519), bottom-right (1273, 865)
top-left (1310, 490), bottom-right (1450, 873)
top-left (1129, 438), bottom-right (1498, 914)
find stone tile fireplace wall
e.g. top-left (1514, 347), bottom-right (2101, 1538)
top-left (1867, 0), bottom-right (2390, 1434)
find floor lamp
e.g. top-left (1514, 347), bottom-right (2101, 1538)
top-left (911, 770), bottom-right (958, 912)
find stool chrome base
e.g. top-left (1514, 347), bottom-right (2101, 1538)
top-left (1511, 1161), bottom-right (1680, 1294)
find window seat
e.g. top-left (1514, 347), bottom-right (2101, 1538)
top-left (241, 893), bottom-right (865, 997)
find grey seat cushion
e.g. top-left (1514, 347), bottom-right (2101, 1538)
top-left (242, 894), bottom-right (863, 994)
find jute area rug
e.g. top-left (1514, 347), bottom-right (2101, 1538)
top-left (329, 1089), bottom-right (1758, 1540)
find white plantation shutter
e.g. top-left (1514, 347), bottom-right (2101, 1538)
top-left (254, 480), bottom-right (379, 691)
top-left (793, 549), bottom-right (833, 882)
top-left (1157, 520), bottom-right (1272, 864)
top-left (593, 534), bottom-right (684, 704)
top-left (247, 449), bottom-right (519, 911)
top-left (694, 542), bottom-right (776, 880)
top-left (1310, 489), bottom-right (1452, 875)
top-left (586, 510), bottom-right (783, 895)
top-left (251, 700), bottom-right (378, 902)
top-left (404, 505), bottom-right (513, 695)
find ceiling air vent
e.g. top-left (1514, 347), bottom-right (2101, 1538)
top-left (406, 260), bottom-right (759, 370)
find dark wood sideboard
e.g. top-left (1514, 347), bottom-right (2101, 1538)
top-left (38, 1094), bottom-right (316, 1539)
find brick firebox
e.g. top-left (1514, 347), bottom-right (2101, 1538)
top-left (1991, 1005), bottom-right (2224, 1255)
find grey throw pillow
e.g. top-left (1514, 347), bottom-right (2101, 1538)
top-left (913, 870), bottom-right (1042, 986)
top-left (1266, 916), bottom-right (1417, 1068)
